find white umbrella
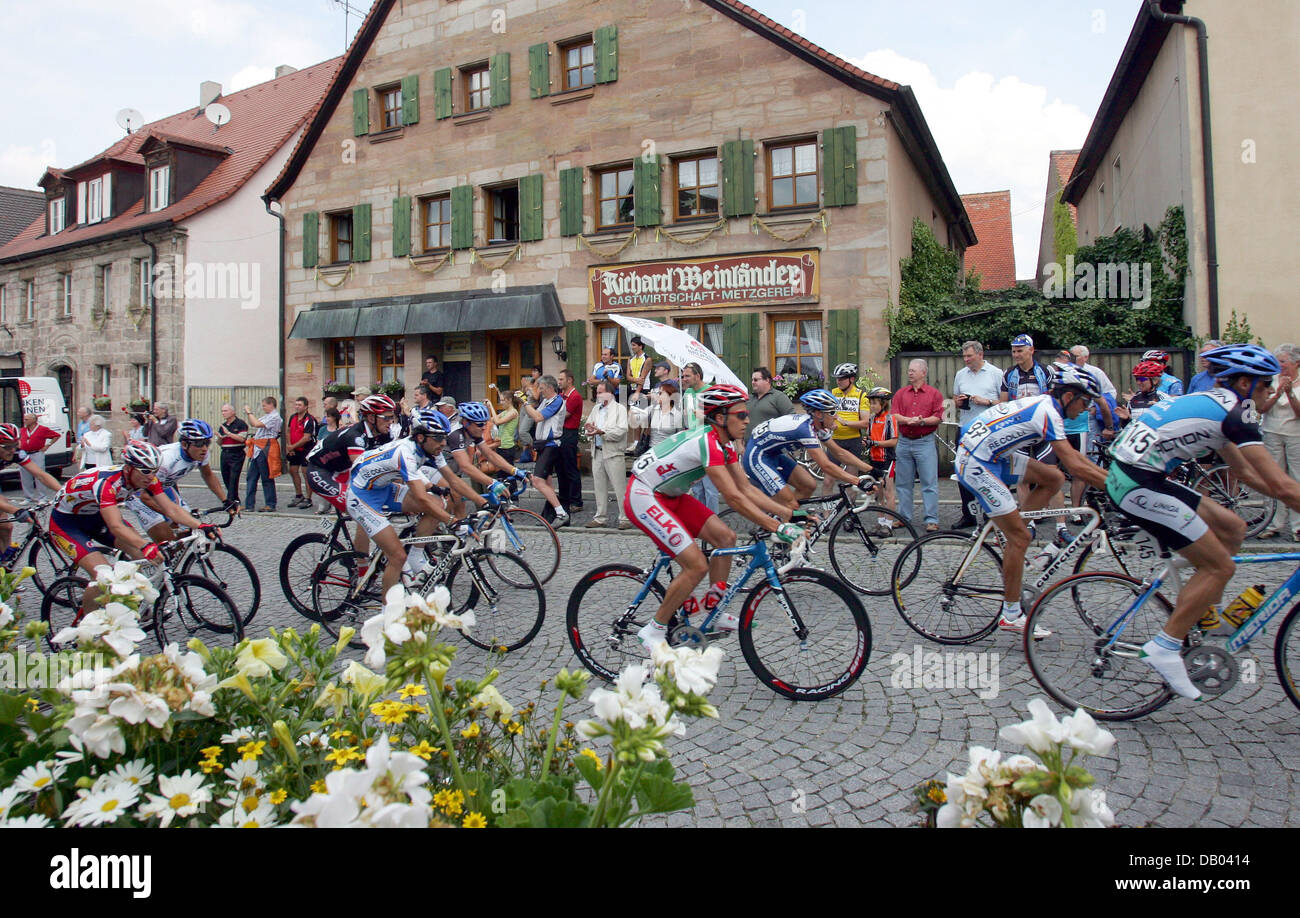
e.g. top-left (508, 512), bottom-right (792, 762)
top-left (606, 314), bottom-right (748, 392)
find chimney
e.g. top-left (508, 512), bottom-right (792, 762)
top-left (199, 81), bottom-right (222, 109)
top-left (274, 64), bottom-right (298, 79)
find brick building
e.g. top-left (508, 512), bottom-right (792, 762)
top-left (959, 190), bottom-right (1016, 290)
top-left (267, 0), bottom-right (973, 400)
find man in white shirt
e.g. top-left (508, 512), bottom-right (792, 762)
top-left (587, 347), bottom-right (623, 403)
top-left (584, 381), bottom-right (631, 529)
top-left (244, 397), bottom-right (284, 512)
top-left (1070, 344), bottom-right (1118, 445)
top-left (952, 341), bottom-right (1002, 528)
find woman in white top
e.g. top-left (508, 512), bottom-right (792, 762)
top-left (80, 414), bottom-right (114, 469)
top-left (125, 415), bottom-right (146, 446)
top-left (630, 380), bottom-right (684, 449)
top-left (1257, 343), bottom-right (1300, 541)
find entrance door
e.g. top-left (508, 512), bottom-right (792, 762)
top-left (55, 366), bottom-right (74, 411)
top-left (489, 333), bottom-right (542, 398)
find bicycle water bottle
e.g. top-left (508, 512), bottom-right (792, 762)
top-left (703, 581), bottom-right (728, 614)
top-left (680, 596), bottom-right (701, 618)
top-left (1031, 542), bottom-right (1061, 571)
top-left (1221, 585), bottom-right (1266, 628)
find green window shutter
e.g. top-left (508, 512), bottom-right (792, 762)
top-left (519, 173), bottom-right (544, 243)
top-left (822, 125), bottom-right (858, 207)
top-left (392, 196), bottom-right (411, 258)
top-left (302, 211), bottom-right (319, 268)
top-left (490, 53), bottom-right (511, 107)
top-left (826, 308), bottom-right (860, 372)
top-left (565, 320), bottom-right (588, 381)
top-left (352, 203), bottom-right (372, 262)
top-left (723, 313), bottom-right (759, 377)
top-left (595, 25), bottom-right (619, 84)
top-left (528, 43), bottom-right (550, 98)
top-left (559, 167), bottom-right (584, 237)
top-left (401, 74), bottom-right (420, 125)
top-left (434, 67), bottom-right (453, 120)
top-left (633, 156), bottom-right (661, 228)
top-left (722, 139), bottom-right (755, 218)
top-left (450, 185), bottom-right (474, 250)
top-left (352, 88), bottom-right (369, 136)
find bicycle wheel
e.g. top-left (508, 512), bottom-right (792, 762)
top-left (1024, 571), bottom-right (1175, 721)
top-left (1274, 602), bottom-right (1300, 713)
top-left (1073, 523), bottom-right (1164, 584)
top-left (566, 563), bottom-right (667, 682)
top-left (738, 566), bottom-right (871, 700)
top-left (890, 532), bottom-right (1003, 644)
top-left (28, 535), bottom-right (78, 600)
top-left (828, 505), bottom-right (918, 596)
top-left (488, 508), bottom-right (560, 586)
top-left (41, 576), bottom-right (89, 652)
top-left (181, 545), bottom-right (261, 626)
top-left (703, 507), bottom-right (768, 553)
top-left (443, 549), bottom-right (545, 652)
top-left (796, 448), bottom-right (825, 482)
top-left (279, 533), bottom-right (332, 618)
top-left (1200, 463), bottom-right (1276, 538)
top-left (311, 551), bottom-right (380, 647)
top-left (154, 575), bottom-right (245, 650)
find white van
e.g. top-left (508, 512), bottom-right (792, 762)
top-left (0, 377), bottom-right (73, 483)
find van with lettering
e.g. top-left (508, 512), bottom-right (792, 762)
top-left (0, 377), bottom-right (73, 485)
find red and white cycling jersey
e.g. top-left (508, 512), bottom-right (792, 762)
top-left (54, 466), bottom-right (165, 517)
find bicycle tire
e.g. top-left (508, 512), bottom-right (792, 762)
top-left (28, 534), bottom-right (78, 601)
top-left (890, 532), bottom-right (1004, 644)
top-left (566, 563), bottom-right (667, 682)
top-left (489, 507), bottom-right (560, 586)
top-left (181, 545), bottom-right (261, 625)
top-left (311, 551), bottom-right (379, 647)
top-left (738, 566), bottom-right (871, 701)
top-left (40, 576), bottom-right (89, 652)
top-left (279, 532), bottom-right (332, 618)
top-left (154, 575), bottom-right (245, 650)
top-left (1023, 571), bottom-right (1175, 721)
top-left (1072, 525), bottom-right (1164, 584)
top-left (1200, 463), bottom-right (1276, 539)
top-left (796, 448), bottom-right (825, 482)
top-left (1274, 602), bottom-right (1300, 713)
top-left (443, 549), bottom-right (545, 653)
top-left (827, 505), bottom-right (918, 596)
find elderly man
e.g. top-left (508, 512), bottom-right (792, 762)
top-left (217, 403), bottom-right (249, 502)
top-left (145, 402), bottom-right (179, 446)
top-left (747, 366), bottom-right (794, 432)
top-left (1258, 344), bottom-right (1300, 541)
top-left (1187, 340), bottom-right (1225, 393)
top-left (244, 397), bottom-right (283, 512)
top-left (893, 359), bottom-right (944, 531)
top-left (584, 381), bottom-right (630, 528)
top-left (952, 341), bottom-right (1002, 527)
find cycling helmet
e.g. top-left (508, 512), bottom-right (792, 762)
top-left (799, 388), bottom-right (840, 413)
top-left (832, 363), bottom-right (858, 379)
top-left (458, 401), bottom-right (491, 424)
top-left (178, 418), bottom-right (214, 442)
top-left (1050, 365), bottom-right (1102, 399)
top-left (1011, 334), bottom-right (1034, 347)
top-left (866, 387), bottom-right (893, 401)
top-left (122, 440), bottom-right (164, 473)
top-left (697, 384), bottom-right (749, 415)
top-left (0, 423), bottom-right (19, 444)
top-left (410, 407), bottom-right (450, 436)
top-left (359, 394), bottom-right (398, 416)
top-left (1141, 349), bottom-right (1171, 365)
top-left (1132, 360), bottom-right (1165, 380)
top-left (1203, 343), bottom-right (1281, 380)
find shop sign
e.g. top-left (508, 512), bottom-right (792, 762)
top-left (589, 250), bottom-right (819, 312)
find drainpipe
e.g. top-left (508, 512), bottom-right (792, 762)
top-left (1147, 0), bottom-right (1219, 338)
top-left (264, 197), bottom-right (286, 427)
top-left (140, 230), bottom-right (158, 404)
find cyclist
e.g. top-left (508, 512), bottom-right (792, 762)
top-left (1115, 359), bottom-right (1170, 428)
top-left (122, 419), bottom-right (234, 544)
top-left (626, 384), bottom-right (802, 650)
top-left (0, 423), bottom-right (61, 566)
top-left (49, 441), bottom-right (217, 619)
top-left (404, 410), bottom-right (499, 520)
top-left (442, 401), bottom-right (528, 519)
top-left (1106, 344), bottom-right (1300, 699)
top-left (741, 388), bottom-right (875, 511)
top-left (955, 366), bottom-right (1109, 636)
top-left (1142, 349), bottom-right (1185, 397)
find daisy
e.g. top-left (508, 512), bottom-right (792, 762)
top-left (216, 801), bottom-right (279, 828)
top-left (1, 814), bottom-right (51, 828)
top-left (13, 762), bottom-right (64, 795)
top-left (64, 785), bottom-right (140, 827)
top-left (0, 786), bottom-right (22, 818)
top-left (220, 727), bottom-right (257, 744)
top-left (109, 759), bottom-right (155, 789)
top-left (137, 771), bottom-right (211, 827)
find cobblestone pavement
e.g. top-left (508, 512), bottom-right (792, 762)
top-left (174, 478), bottom-right (1300, 828)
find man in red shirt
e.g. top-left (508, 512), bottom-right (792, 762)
top-left (286, 397), bottom-right (319, 508)
top-left (893, 359), bottom-right (945, 531)
top-left (19, 413), bottom-right (63, 501)
top-left (559, 369), bottom-right (585, 513)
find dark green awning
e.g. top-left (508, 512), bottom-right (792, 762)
top-left (354, 303), bottom-right (410, 337)
top-left (291, 286), bottom-right (564, 339)
top-left (288, 306), bottom-right (358, 339)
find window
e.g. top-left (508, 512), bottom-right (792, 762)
top-left (1097, 183), bottom-right (1106, 237)
top-left (421, 194), bottom-right (451, 251)
top-left (149, 166), bottom-right (170, 211)
top-left (594, 322), bottom-right (631, 370)
top-left (137, 258), bottom-right (152, 306)
top-left (136, 364), bottom-right (152, 399)
top-left (60, 273), bottom-right (72, 317)
top-left (674, 153), bottom-right (719, 221)
top-left (771, 315), bottom-right (824, 378)
top-left (22, 280), bottom-right (34, 322)
top-left (49, 198), bottom-right (65, 234)
top-left (379, 85), bottom-right (402, 130)
top-left (329, 339), bottom-right (355, 388)
top-left (96, 364), bottom-right (111, 396)
top-left (767, 140), bottom-right (818, 210)
top-left (376, 338), bottom-right (405, 384)
top-left (87, 177), bottom-right (103, 223)
top-left (595, 165), bottom-right (635, 230)
top-left (560, 37), bottom-right (595, 91)
top-left (0, 285), bottom-right (5, 323)
top-left (463, 63), bottom-right (490, 112)
top-left (487, 185), bottom-right (519, 243)
top-left (98, 264), bottom-right (112, 311)
top-left (677, 318), bottom-right (723, 354)
top-left (329, 212), bottom-right (354, 264)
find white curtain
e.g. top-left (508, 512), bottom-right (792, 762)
top-left (600, 325), bottom-right (618, 352)
top-left (802, 319), bottom-right (824, 377)
top-left (703, 322), bottom-right (723, 354)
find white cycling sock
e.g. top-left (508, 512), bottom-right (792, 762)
top-left (403, 547), bottom-right (428, 575)
top-left (1000, 600), bottom-right (1022, 620)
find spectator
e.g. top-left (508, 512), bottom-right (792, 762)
top-left (587, 347), bottom-right (623, 402)
top-left (18, 413), bottom-right (61, 501)
top-left (322, 395), bottom-right (340, 414)
top-left (648, 360), bottom-right (673, 394)
top-left (1056, 348), bottom-right (1075, 366)
top-left (584, 380), bottom-right (630, 529)
top-left (523, 374), bottom-right (570, 526)
top-left (630, 380), bottom-right (683, 448)
top-left (244, 397), bottom-right (283, 512)
top-left (517, 366), bottom-right (543, 461)
top-left (144, 402), bottom-right (179, 446)
top-left (1187, 340), bottom-right (1225, 393)
top-left (864, 387), bottom-right (898, 514)
top-left (489, 386), bottom-right (521, 466)
top-left (421, 356), bottom-right (445, 398)
top-left (893, 359), bottom-right (944, 531)
top-left (125, 414), bottom-right (145, 444)
top-left (626, 337), bottom-right (651, 452)
top-left (1258, 344), bottom-right (1300, 541)
top-left (411, 384), bottom-right (433, 411)
top-left (952, 341), bottom-right (1002, 527)
top-left (747, 366), bottom-right (793, 431)
top-left (286, 397), bottom-right (319, 509)
top-left (217, 403), bottom-right (249, 506)
top-left (1000, 334), bottom-right (1050, 401)
top-left (73, 407), bottom-right (91, 466)
top-left (79, 414), bottom-right (113, 469)
top-left (558, 369), bottom-right (585, 513)
top-left (679, 362), bottom-right (719, 512)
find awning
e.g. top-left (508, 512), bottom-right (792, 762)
top-left (354, 303), bottom-right (409, 336)
top-left (289, 285), bottom-right (564, 339)
top-left (288, 306), bottom-right (358, 339)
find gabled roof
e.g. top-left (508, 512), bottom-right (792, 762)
top-left (960, 191), bottom-right (1016, 290)
top-left (137, 131), bottom-right (233, 157)
top-left (0, 56), bottom-right (341, 264)
top-left (263, 0), bottom-right (974, 246)
top-left (0, 187), bottom-right (44, 247)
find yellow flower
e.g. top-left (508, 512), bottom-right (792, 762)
top-left (370, 700), bottom-right (410, 725)
top-left (504, 719), bottom-right (523, 736)
top-left (270, 789), bottom-right (288, 805)
top-left (404, 703), bottom-right (427, 716)
top-left (237, 740), bottom-right (267, 761)
top-left (310, 779), bottom-right (327, 794)
top-left (234, 638), bottom-right (288, 678)
top-left (200, 745), bottom-right (223, 759)
top-left (579, 748), bottom-right (604, 769)
top-left (25, 698), bottom-right (38, 712)
top-left (329, 728), bottom-right (354, 741)
top-left (399, 683), bottom-right (427, 699)
top-left (407, 741), bottom-right (437, 761)
top-left (460, 723), bottom-right (481, 739)
top-left (434, 788), bottom-right (465, 817)
top-left (241, 795), bottom-right (261, 813)
top-left (325, 746), bottom-right (363, 766)
top-left (199, 759), bottom-right (222, 775)
top-left (462, 812), bottom-right (487, 828)
top-left (927, 786), bottom-right (947, 805)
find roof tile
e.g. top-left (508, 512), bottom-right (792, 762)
top-left (960, 190), bottom-right (1016, 290)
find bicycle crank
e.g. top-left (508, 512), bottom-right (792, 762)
top-left (1183, 645), bottom-right (1238, 696)
top-left (667, 624), bottom-right (708, 648)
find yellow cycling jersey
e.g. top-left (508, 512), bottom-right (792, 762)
top-left (830, 385), bottom-right (867, 440)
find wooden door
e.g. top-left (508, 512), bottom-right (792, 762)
top-left (489, 333), bottom-right (541, 398)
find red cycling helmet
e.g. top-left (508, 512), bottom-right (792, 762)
top-left (697, 384), bottom-right (749, 415)
top-left (0, 423), bottom-right (19, 444)
top-left (359, 394), bottom-right (398, 416)
top-left (1132, 360), bottom-right (1165, 379)
top-left (1140, 349), bottom-right (1170, 366)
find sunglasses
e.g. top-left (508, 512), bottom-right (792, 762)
top-left (727, 410), bottom-right (750, 421)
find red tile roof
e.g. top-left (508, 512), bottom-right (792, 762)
top-left (960, 190), bottom-right (1016, 290)
top-left (0, 57), bottom-right (341, 263)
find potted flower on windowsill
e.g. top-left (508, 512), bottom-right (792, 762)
top-left (127, 396), bottom-right (150, 413)
top-left (92, 394), bottom-right (112, 411)
top-left (323, 379), bottom-right (354, 400)
top-left (376, 379), bottom-right (406, 401)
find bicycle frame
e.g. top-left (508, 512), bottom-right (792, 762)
top-left (952, 506), bottom-right (1104, 602)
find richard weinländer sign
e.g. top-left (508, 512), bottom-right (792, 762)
top-left (589, 250), bottom-right (819, 312)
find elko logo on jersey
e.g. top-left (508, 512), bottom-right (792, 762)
top-left (655, 463), bottom-right (677, 477)
top-left (646, 506), bottom-right (684, 546)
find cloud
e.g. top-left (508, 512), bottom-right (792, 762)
top-left (0, 140), bottom-right (59, 190)
top-left (850, 49), bottom-right (1094, 280)
top-left (229, 65), bottom-right (278, 93)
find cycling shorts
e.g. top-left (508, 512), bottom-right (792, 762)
top-left (955, 445), bottom-right (1030, 518)
top-left (124, 486), bottom-right (187, 531)
top-left (1106, 462), bottom-right (1206, 551)
top-left (868, 459), bottom-right (895, 480)
top-left (742, 448), bottom-right (797, 497)
top-left (344, 483), bottom-right (405, 538)
top-left (307, 464), bottom-right (349, 512)
top-left (624, 479), bottom-right (714, 557)
top-left (49, 509), bottom-right (117, 561)
top-left (1036, 433), bottom-right (1085, 472)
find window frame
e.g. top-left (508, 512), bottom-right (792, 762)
top-left (593, 322), bottom-right (632, 380)
top-left (86, 177), bottom-right (103, 223)
top-left (486, 183), bottom-right (520, 244)
top-left (558, 36), bottom-right (596, 92)
top-left (675, 316), bottom-right (724, 355)
top-left (0, 285), bottom-right (5, 324)
top-left (136, 363), bottom-right (152, 399)
top-left (672, 151), bottom-right (721, 222)
top-left (137, 258), bottom-right (152, 306)
top-left (149, 165), bottom-right (171, 211)
top-left (96, 364), bottom-right (111, 397)
top-left (60, 272), bottom-right (72, 317)
top-left (49, 198), bottom-right (65, 235)
top-left (22, 280), bottom-right (34, 322)
top-left (462, 62), bottom-right (491, 113)
top-left (420, 193), bottom-right (452, 253)
top-left (98, 264), bottom-right (112, 312)
top-left (765, 138), bottom-right (820, 211)
top-left (377, 83), bottom-right (403, 131)
top-left (329, 338), bottom-right (356, 389)
top-left (594, 163), bottom-right (635, 231)
top-left (328, 211), bottom-right (354, 265)
top-left (376, 337), bottom-right (405, 385)
top-left (769, 313), bottom-right (825, 379)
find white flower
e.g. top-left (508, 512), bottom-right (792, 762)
top-left (1061, 708), bottom-right (1117, 757)
top-left (65, 712), bottom-right (126, 759)
top-left (137, 771), bottom-right (211, 828)
top-left (94, 560), bottom-right (159, 602)
top-left (0, 600), bottom-right (14, 629)
top-left (233, 639), bottom-right (289, 679)
top-left (0, 786), bottom-right (22, 818)
top-left (1071, 788), bottom-right (1116, 828)
top-left (220, 727), bottom-right (257, 745)
top-left (1001, 754), bottom-right (1040, 777)
top-left (966, 745), bottom-right (1002, 783)
top-left (216, 801), bottom-right (279, 828)
top-left (63, 785), bottom-right (140, 827)
top-left (999, 698), bottom-right (1068, 754)
top-left (470, 685), bottom-right (514, 720)
top-left (0, 814), bottom-right (51, 828)
top-left (13, 761), bottom-right (65, 795)
top-left (360, 598), bottom-right (411, 669)
top-left (107, 687), bottom-right (170, 728)
top-left (297, 731), bottom-right (327, 750)
top-left (1024, 794), bottom-right (1063, 828)
top-left (341, 661), bottom-right (386, 697)
top-left (109, 759), bottom-right (155, 789)
top-left (935, 773), bottom-right (979, 828)
top-left (651, 642), bottom-right (724, 695)
top-left (223, 760), bottom-right (264, 795)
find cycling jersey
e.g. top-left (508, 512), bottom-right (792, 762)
top-left (1125, 389), bottom-right (1170, 426)
top-left (1157, 373), bottom-right (1185, 397)
top-left (630, 425), bottom-right (737, 497)
top-left (958, 395), bottom-right (1066, 463)
top-left (306, 420), bottom-right (387, 473)
top-left (445, 423), bottom-right (482, 456)
top-left (1001, 362), bottom-right (1050, 401)
top-left (830, 386), bottom-right (867, 440)
top-left (867, 413), bottom-right (896, 464)
top-left (1109, 388), bottom-right (1262, 475)
top-left (346, 439), bottom-right (439, 538)
top-left (53, 466), bottom-right (165, 517)
top-left (742, 414), bottom-right (829, 496)
top-left (0, 449), bottom-right (34, 471)
top-left (151, 442), bottom-right (210, 487)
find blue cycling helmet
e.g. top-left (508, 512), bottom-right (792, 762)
top-left (799, 388), bottom-right (840, 413)
top-left (1050, 364), bottom-right (1102, 399)
top-left (411, 407), bottom-right (450, 436)
top-left (1204, 344), bottom-right (1280, 380)
top-left (178, 418), bottom-right (214, 442)
top-left (1011, 334), bottom-right (1034, 347)
top-left (458, 401), bottom-right (491, 424)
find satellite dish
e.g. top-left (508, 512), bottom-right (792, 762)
top-left (205, 102), bottom-right (231, 129)
top-left (115, 108), bottom-right (144, 134)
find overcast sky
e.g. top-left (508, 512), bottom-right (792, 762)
top-left (0, 0), bottom-right (1137, 277)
